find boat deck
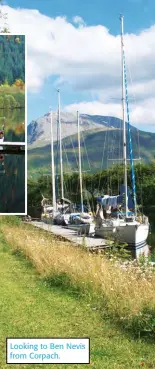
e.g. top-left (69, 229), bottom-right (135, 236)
top-left (30, 221), bottom-right (112, 250)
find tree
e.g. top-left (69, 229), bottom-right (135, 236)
top-left (14, 79), bottom-right (25, 89)
top-left (0, 35), bottom-right (25, 85)
top-left (0, 96), bottom-right (4, 108)
top-left (7, 95), bottom-right (17, 109)
top-left (15, 37), bottom-right (20, 44)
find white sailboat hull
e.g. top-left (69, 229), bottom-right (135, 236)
top-left (95, 221), bottom-right (149, 250)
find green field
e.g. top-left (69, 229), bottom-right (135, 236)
top-left (0, 218), bottom-right (155, 368)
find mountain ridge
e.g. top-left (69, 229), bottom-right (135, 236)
top-left (27, 113), bottom-right (155, 177)
top-left (28, 113), bottom-right (125, 148)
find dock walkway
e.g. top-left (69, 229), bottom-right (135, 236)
top-left (30, 221), bottom-right (111, 250)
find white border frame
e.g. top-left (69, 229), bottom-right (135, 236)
top-left (0, 33), bottom-right (27, 215)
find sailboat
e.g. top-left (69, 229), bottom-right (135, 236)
top-left (95, 15), bottom-right (149, 257)
top-left (41, 90), bottom-right (72, 222)
top-left (54, 107), bottom-right (93, 234)
top-left (41, 89), bottom-right (92, 230)
top-left (41, 107), bottom-right (59, 222)
top-left (64, 110), bottom-right (94, 233)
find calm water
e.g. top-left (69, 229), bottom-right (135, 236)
top-left (0, 109), bottom-right (25, 213)
top-left (0, 109), bottom-right (25, 142)
top-left (145, 208), bottom-right (155, 258)
top-left (149, 217), bottom-right (155, 248)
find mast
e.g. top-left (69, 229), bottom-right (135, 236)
top-left (56, 108), bottom-right (59, 202)
top-left (50, 109), bottom-right (56, 211)
top-left (77, 111), bottom-right (84, 213)
top-left (120, 14), bottom-right (128, 217)
top-left (58, 88), bottom-right (64, 199)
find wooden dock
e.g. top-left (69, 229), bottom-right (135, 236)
top-left (30, 221), bottom-right (112, 250)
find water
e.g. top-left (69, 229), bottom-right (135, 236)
top-left (142, 206), bottom-right (155, 259)
top-left (0, 109), bottom-right (25, 213)
top-left (0, 109), bottom-right (25, 142)
top-left (147, 209), bottom-right (155, 258)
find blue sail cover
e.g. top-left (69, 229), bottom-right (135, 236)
top-left (97, 185), bottom-right (134, 209)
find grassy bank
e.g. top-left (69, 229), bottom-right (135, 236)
top-left (1, 217), bottom-right (155, 337)
top-left (0, 219), bottom-right (155, 368)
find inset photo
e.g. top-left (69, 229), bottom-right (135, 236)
top-left (0, 34), bottom-right (26, 214)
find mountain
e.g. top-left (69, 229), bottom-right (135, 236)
top-left (27, 113), bottom-right (121, 147)
top-left (28, 113), bottom-right (155, 177)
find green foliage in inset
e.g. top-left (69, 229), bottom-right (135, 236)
top-left (0, 90), bottom-right (24, 109)
top-left (0, 35), bottom-right (25, 84)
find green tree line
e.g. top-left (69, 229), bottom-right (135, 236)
top-left (27, 162), bottom-right (155, 218)
top-left (0, 91), bottom-right (25, 109)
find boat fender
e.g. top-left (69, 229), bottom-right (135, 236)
top-left (137, 216), bottom-right (142, 223)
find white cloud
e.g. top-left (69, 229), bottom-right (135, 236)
top-left (72, 16), bottom-right (85, 27)
top-left (3, 4), bottom-right (155, 127)
top-left (64, 98), bottom-right (155, 128)
top-left (65, 101), bottom-right (122, 119)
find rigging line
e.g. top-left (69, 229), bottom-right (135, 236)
top-left (117, 117), bottom-right (120, 193)
top-left (109, 117), bottom-right (114, 195)
top-left (110, 116), bottom-right (116, 194)
top-left (108, 116), bottom-right (112, 192)
top-left (55, 110), bottom-right (59, 200)
top-left (107, 116), bottom-right (110, 194)
top-left (80, 131), bottom-right (86, 173)
top-left (111, 118), bottom-right (116, 193)
top-left (125, 56), bottom-right (140, 152)
top-left (62, 139), bottom-right (72, 173)
top-left (127, 62), bottom-right (141, 162)
top-left (97, 127), bottom-right (108, 193)
top-left (63, 139), bottom-right (75, 199)
top-left (114, 117), bottom-right (121, 194)
top-left (118, 105), bottom-right (124, 192)
top-left (84, 188), bottom-right (92, 212)
top-left (69, 134), bottom-right (79, 168)
top-left (123, 48), bottom-right (137, 213)
top-left (61, 140), bottom-right (70, 197)
top-left (97, 118), bottom-right (110, 194)
top-left (137, 127), bottom-right (143, 214)
top-left (80, 129), bottom-right (91, 171)
top-left (126, 55), bottom-right (143, 213)
top-left (76, 117), bottom-right (87, 175)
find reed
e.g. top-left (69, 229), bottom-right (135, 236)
top-left (1, 219), bottom-right (155, 336)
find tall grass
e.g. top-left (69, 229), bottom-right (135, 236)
top-left (1, 220), bottom-right (155, 337)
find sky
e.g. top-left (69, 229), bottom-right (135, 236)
top-left (3, 0), bottom-right (155, 132)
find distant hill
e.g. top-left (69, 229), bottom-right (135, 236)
top-left (27, 113), bottom-right (122, 148)
top-left (28, 129), bottom-right (155, 176)
top-left (28, 113), bottom-right (155, 177)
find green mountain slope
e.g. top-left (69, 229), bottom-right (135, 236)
top-left (28, 128), bottom-right (155, 178)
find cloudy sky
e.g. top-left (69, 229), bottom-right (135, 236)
top-left (3, 0), bottom-right (155, 132)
